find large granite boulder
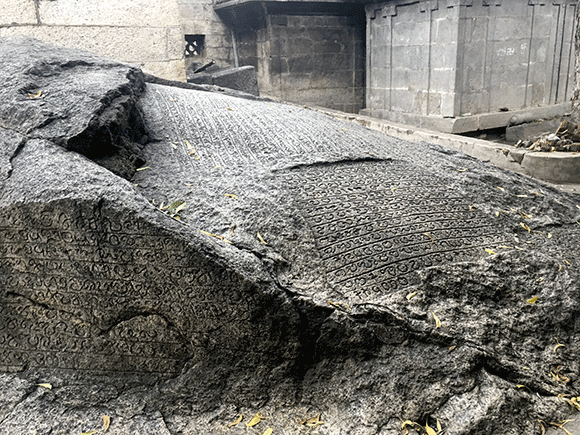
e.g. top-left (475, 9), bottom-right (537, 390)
top-left (1, 37), bottom-right (579, 435)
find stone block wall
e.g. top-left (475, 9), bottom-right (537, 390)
top-left (177, 0), bottom-right (236, 70)
top-left (366, 0), bottom-right (577, 119)
top-left (237, 13), bottom-right (365, 113)
top-left (0, 0), bottom-right (186, 80)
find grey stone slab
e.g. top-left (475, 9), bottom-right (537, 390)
top-left (2, 37), bottom-right (580, 435)
top-left (506, 119), bottom-right (563, 142)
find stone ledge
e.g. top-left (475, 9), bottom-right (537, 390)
top-left (360, 102), bottom-right (572, 134)
top-left (312, 105), bottom-right (580, 185)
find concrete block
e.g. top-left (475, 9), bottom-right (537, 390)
top-left (0, 0), bottom-right (37, 25)
top-left (39, 0), bottom-right (181, 27)
top-left (505, 119), bottom-right (562, 142)
top-left (522, 152), bottom-right (580, 183)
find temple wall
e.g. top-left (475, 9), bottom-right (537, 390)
top-left (365, 0), bottom-right (577, 120)
top-left (237, 12), bottom-right (365, 113)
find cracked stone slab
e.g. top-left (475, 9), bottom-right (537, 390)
top-left (1, 37), bottom-right (580, 435)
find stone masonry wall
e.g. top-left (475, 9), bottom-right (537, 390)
top-left (177, 0), bottom-right (236, 70)
top-left (0, 0), bottom-right (186, 80)
top-left (366, 0), bottom-right (577, 119)
top-left (238, 14), bottom-right (365, 113)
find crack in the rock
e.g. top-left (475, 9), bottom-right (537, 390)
top-left (6, 137), bottom-right (27, 179)
top-left (273, 156), bottom-right (393, 172)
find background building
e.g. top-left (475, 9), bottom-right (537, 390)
top-left (1, 0), bottom-right (578, 130)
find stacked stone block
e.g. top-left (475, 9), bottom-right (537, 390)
top-left (365, 0), bottom-right (577, 121)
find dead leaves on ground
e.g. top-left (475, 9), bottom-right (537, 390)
top-left (102, 415), bottom-right (110, 432)
top-left (301, 414), bottom-right (324, 427)
top-left (431, 311), bottom-right (442, 328)
top-left (247, 413), bottom-right (264, 427)
top-left (228, 415), bottom-right (243, 427)
top-left (200, 230), bottom-right (232, 244)
top-left (401, 419), bottom-right (442, 435)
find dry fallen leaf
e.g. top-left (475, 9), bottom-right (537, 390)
top-left (327, 301), bottom-right (351, 311)
top-left (102, 415), bottom-right (110, 432)
top-left (136, 166), bottom-right (150, 171)
top-left (526, 296), bottom-right (539, 304)
top-left (469, 205), bottom-right (477, 211)
top-left (261, 428), bottom-right (273, 435)
top-left (224, 194), bottom-right (238, 199)
top-left (431, 311), bottom-right (442, 328)
top-left (520, 222), bottom-right (531, 232)
top-left (449, 345), bottom-right (456, 351)
top-left (521, 212), bottom-right (532, 219)
top-left (200, 230), bottom-right (233, 244)
top-left (228, 415), bottom-right (243, 427)
top-left (257, 232), bottom-right (267, 244)
top-left (406, 291), bottom-right (417, 300)
top-left (247, 413), bottom-right (264, 427)
top-left (485, 248), bottom-right (497, 255)
top-left (425, 232), bottom-right (434, 243)
top-left (302, 414), bottom-right (324, 427)
top-left (538, 420), bottom-right (547, 435)
top-left (401, 420), bottom-right (419, 429)
top-left (458, 168), bottom-right (467, 172)
top-left (536, 277), bottom-right (543, 282)
top-left (81, 432), bottom-right (96, 435)
top-left (496, 186), bottom-right (505, 192)
top-left (516, 194), bottom-right (529, 198)
top-left (28, 90), bottom-right (42, 99)
top-left (37, 383), bottom-right (52, 389)
top-left (554, 338), bottom-right (565, 353)
top-left (436, 419), bottom-right (442, 432)
top-left (425, 423), bottom-right (437, 435)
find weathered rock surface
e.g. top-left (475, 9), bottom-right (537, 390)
top-left (1, 37), bottom-right (580, 435)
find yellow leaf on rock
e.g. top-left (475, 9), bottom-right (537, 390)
top-left (303, 415), bottom-right (324, 427)
top-left (401, 420), bottom-right (418, 429)
top-left (520, 223), bottom-right (531, 232)
top-left (458, 168), bottom-right (467, 172)
top-left (554, 338), bottom-right (565, 352)
top-left (496, 186), bottom-right (505, 192)
top-left (102, 415), bottom-right (110, 432)
top-left (437, 419), bottom-right (442, 432)
top-left (406, 291), bottom-right (417, 300)
top-left (485, 248), bottom-right (497, 255)
top-left (37, 383), bottom-right (52, 389)
top-left (228, 415), bottom-right (243, 427)
top-left (136, 166), bottom-right (150, 171)
top-left (431, 311), bottom-right (442, 328)
top-left (527, 296), bottom-right (539, 304)
top-left (28, 90), bottom-right (42, 98)
top-left (247, 413), bottom-right (264, 427)
top-left (257, 232), bottom-right (267, 244)
top-left (425, 423), bottom-right (437, 435)
top-left (81, 432), bottom-right (96, 435)
top-left (224, 194), bottom-right (238, 199)
top-left (262, 428), bottom-right (273, 435)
